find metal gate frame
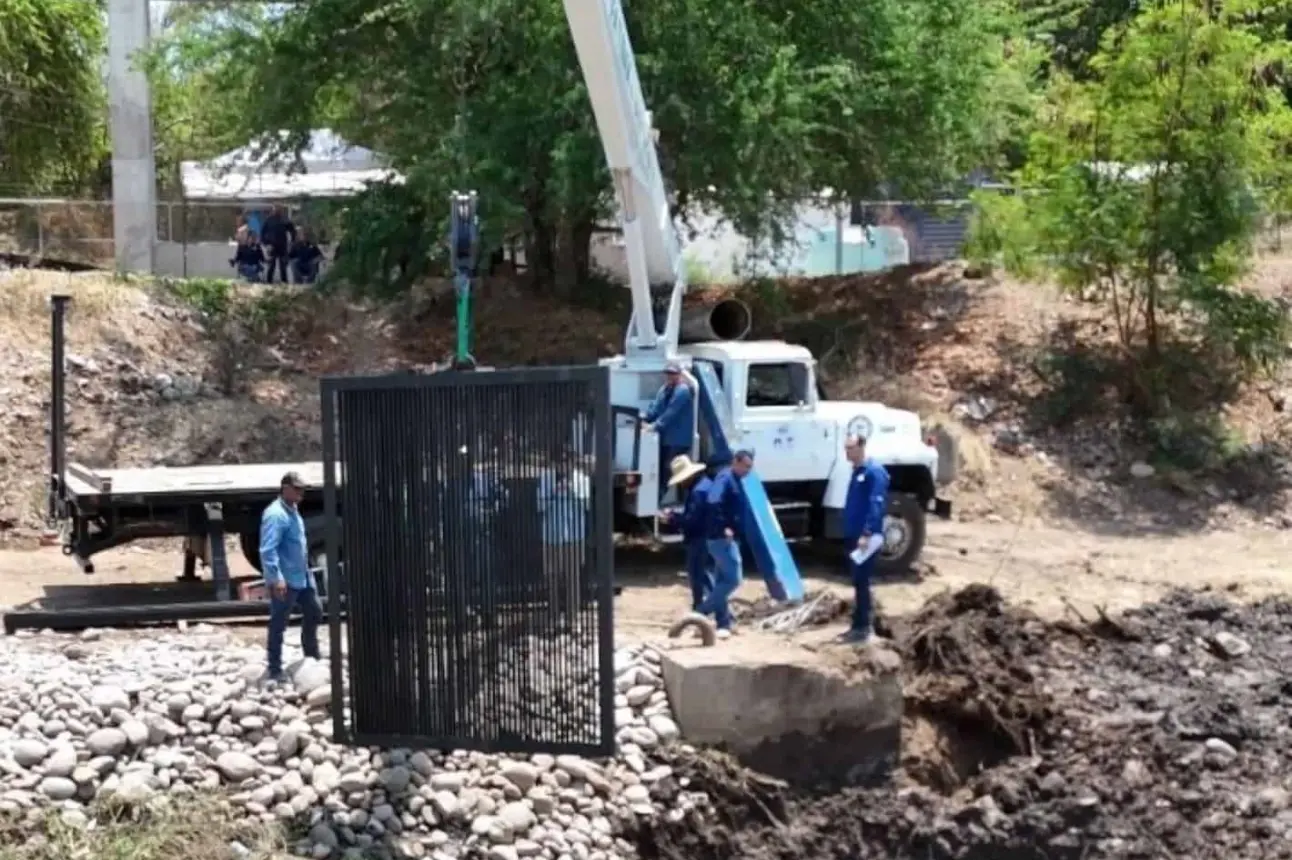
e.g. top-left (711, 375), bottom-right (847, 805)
top-left (320, 366), bottom-right (617, 756)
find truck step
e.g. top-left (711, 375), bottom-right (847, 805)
top-left (770, 500), bottom-right (813, 541)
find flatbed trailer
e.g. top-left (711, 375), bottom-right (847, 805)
top-left (28, 296), bottom-right (639, 634)
top-left (17, 296), bottom-right (340, 633)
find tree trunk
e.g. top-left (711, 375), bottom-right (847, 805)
top-left (526, 217), bottom-right (557, 292)
top-left (554, 218), bottom-right (595, 298)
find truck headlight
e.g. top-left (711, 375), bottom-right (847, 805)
top-left (846, 416), bottom-right (873, 440)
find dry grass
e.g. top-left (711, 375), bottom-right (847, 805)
top-left (0, 270), bottom-right (146, 348)
top-left (0, 796), bottom-right (288, 860)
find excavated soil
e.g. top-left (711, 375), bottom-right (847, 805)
top-left (637, 585), bottom-right (1292, 860)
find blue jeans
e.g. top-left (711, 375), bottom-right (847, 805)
top-left (685, 539), bottom-right (714, 611)
top-left (237, 264), bottom-right (262, 282)
top-left (267, 585), bottom-right (323, 676)
top-left (700, 538), bottom-right (742, 630)
top-left (850, 552), bottom-right (877, 632)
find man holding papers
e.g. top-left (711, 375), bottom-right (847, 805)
top-left (838, 434), bottom-right (890, 644)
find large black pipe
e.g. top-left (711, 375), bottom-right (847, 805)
top-left (678, 298), bottom-right (753, 343)
top-left (48, 294), bottom-right (70, 521)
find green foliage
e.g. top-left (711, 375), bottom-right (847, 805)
top-left (681, 253), bottom-right (716, 286)
top-left (317, 182), bottom-right (442, 299)
top-left (161, 276), bottom-right (290, 331)
top-left (965, 191), bottom-right (1042, 276)
top-left (162, 276), bottom-right (238, 318)
top-left (144, 3), bottom-right (280, 195)
top-left (0, 0), bottom-right (107, 194)
top-left (1017, 0), bottom-right (1142, 76)
top-left (170, 0), bottom-right (1032, 295)
top-left (978, 0), bottom-right (1292, 419)
top-left (1146, 409), bottom-right (1245, 471)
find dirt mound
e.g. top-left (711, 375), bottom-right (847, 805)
top-left (0, 271), bottom-right (621, 545)
top-left (637, 586), bottom-right (1289, 860)
top-left (889, 585), bottom-right (1056, 771)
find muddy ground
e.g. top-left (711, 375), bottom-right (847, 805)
top-left (637, 586), bottom-right (1292, 860)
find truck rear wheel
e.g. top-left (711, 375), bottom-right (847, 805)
top-left (876, 493), bottom-right (926, 576)
top-left (239, 528), bottom-right (335, 600)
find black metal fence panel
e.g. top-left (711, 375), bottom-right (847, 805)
top-left (321, 367), bottom-right (616, 756)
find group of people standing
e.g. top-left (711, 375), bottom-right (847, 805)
top-left (232, 204), bottom-right (325, 285)
top-left (647, 364), bottom-right (891, 646)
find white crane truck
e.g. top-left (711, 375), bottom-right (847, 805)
top-left (29, 0), bottom-right (955, 634)
top-left (562, 0), bottom-right (955, 592)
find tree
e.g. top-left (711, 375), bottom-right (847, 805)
top-left (0, 0), bottom-right (107, 194)
top-left (968, 0), bottom-right (1292, 448)
top-left (176, 0), bottom-right (1032, 294)
top-left (1017, 0), bottom-right (1143, 76)
top-left (145, 2), bottom-right (280, 197)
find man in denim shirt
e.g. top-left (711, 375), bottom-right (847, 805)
top-left (693, 450), bottom-right (754, 640)
top-left (641, 363), bottom-right (695, 504)
top-left (537, 455), bottom-right (591, 627)
top-left (260, 471), bottom-right (322, 681)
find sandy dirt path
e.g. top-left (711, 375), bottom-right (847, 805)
top-left (2, 521), bottom-right (1287, 640)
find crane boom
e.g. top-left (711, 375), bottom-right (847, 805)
top-left (562, 0), bottom-right (686, 357)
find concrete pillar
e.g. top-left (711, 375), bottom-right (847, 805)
top-left (107, 0), bottom-right (157, 274)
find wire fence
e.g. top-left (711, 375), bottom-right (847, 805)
top-left (0, 198), bottom-right (328, 269)
top-left (0, 195), bottom-right (1286, 274)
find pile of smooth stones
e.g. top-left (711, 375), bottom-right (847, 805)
top-left (0, 625), bottom-right (704, 859)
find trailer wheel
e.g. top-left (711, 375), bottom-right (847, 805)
top-left (240, 531), bottom-right (262, 573)
top-left (875, 493), bottom-right (926, 576)
top-left (239, 527), bottom-right (337, 601)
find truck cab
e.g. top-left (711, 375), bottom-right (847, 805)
top-left (605, 340), bottom-right (954, 572)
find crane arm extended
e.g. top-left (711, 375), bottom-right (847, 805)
top-left (562, 0), bottom-right (687, 357)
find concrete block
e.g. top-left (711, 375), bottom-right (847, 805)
top-left (661, 633), bottom-right (902, 787)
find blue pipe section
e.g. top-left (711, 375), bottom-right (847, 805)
top-left (690, 364), bottom-right (805, 603)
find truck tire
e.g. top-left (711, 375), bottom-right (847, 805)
top-left (876, 493), bottom-right (926, 576)
top-left (239, 526), bottom-right (336, 600)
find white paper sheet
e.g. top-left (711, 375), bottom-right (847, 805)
top-left (849, 533), bottom-right (885, 565)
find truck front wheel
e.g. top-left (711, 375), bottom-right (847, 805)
top-left (876, 493), bottom-right (926, 576)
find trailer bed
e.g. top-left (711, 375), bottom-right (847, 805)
top-left (62, 461), bottom-right (327, 502)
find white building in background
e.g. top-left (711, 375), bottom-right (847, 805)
top-left (590, 196), bottom-right (912, 285)
top-left (154, 129), bottom-right (402, 278)
top-left (178, 129), bottom-right (401, 201)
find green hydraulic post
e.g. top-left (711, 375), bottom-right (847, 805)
top-left (448, 191), bottom-right (479, 369)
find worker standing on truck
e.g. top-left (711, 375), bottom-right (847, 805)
top-left (839, 434), bottom-right (889, 644)
top-left (641, 362), bottom-right (695, 504)
top-left (693, 449), bottom-right (754, 640)
top-left (260, 471), bottom-right (323, 682)
top-left (659, 454), bottom-right (715, 612)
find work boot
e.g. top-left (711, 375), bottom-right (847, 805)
top-left (837, 627), bottom-right (874, 645)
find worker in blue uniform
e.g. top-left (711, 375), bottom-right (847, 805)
top-left (659, 454), bottom-right (716, 612)
top-left (839, 434), bottom-right (890, 644)
top-left (641, 362), bottom-right (695, 503)
top-left (693, 449), bottom-right (754, 640)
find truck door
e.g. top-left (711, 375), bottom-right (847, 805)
top-left (738, 361), bottom-right (830, 482)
